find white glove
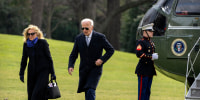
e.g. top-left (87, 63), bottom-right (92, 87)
top-left (152, 53), bottom-right (158, 60)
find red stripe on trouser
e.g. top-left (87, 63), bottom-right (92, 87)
top-left (139, 75), bottom-right (143, 100)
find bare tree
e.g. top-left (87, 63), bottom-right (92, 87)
top-left (69, 0), bottom-right (96, 23)
top-left (100, 0), bottom-right (154, 50)
top-left (31, 0), bottom-right (44, 28)
top-left (43, 0), bottom-right (73, 38)
top-left (100, 0), bottom-right (154, 32)
top-left (44, 0), bottom-right (54, 38)
top-left (106, 0), bottom-right (121, 49)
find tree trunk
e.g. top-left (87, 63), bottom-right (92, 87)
top-left (31, 0), bottom-right (44, 28)
top-left (70, 0), bottom-right (96, 31)
top-left (100, 0), bottom-right (154, 33)
top-left (81, 0), bottom-right (96, 20)
top-left (46, 11), bottom-right (52, 38)
top-left (106, 0), bottom-right (120, 50)
top-left (45, 0), bottom-right (54, 39)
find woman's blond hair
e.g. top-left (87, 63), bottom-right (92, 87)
top-left (22, 24), bottom-right (44, 42)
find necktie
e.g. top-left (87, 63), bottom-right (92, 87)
top-left (86, 36), bottom-right (90, 46)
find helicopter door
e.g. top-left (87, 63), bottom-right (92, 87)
top-left (166, 0), bottom-right (200, 58)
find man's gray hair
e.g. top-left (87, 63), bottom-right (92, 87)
top-left (81, 18), bottom-right (94, 26)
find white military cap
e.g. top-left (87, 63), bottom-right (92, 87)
top-left (142, 23), bottom-right (154, 31)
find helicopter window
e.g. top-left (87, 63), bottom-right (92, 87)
top-left (142, 8), bottom-right (167, 36)
top-left (153, 14), bottom-right (166, 36)
top-left (161, 0), bottom-right (173, 14)
top-left (176, 0), bottom-right (200, 15)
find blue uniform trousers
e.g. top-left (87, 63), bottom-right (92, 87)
top-left (85, 88), bottom-right (95, 100)
top-left (137, 75), bottom-right (153, 100)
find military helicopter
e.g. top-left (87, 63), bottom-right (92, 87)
top-left (136, 0), bottom-right (200, 99)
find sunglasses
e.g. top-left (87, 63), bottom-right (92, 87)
top-left (146, 29), bottom-right (154, 32)
top-left (81, 27), bottom-right (89, 30)
top-left (27, 32), bottom-right (36, 36)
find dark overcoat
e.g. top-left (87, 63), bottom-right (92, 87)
top-left (68, 31), bottom-right (114, 93)
top-left (20, 39), bottom-right (55, 100)
top-left (20, 39), bottom-right (55, 75)
top-left (135, 37), bottom-right (156, 76)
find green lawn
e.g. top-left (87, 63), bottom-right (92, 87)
top-left (0, 34), bottom-right (185, 100)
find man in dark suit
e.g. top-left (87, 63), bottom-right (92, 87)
top-left (68, 18), bottom-right (114, 100)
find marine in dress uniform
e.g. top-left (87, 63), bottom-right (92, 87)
top-left (135, 23), bottom-right (158, 100)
